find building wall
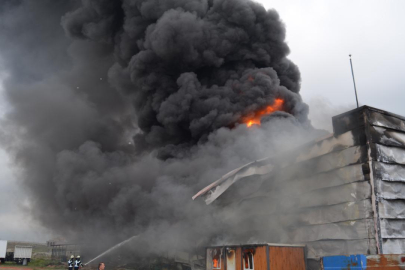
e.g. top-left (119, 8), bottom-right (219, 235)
top-left (206, 245), bottom-right (305, 270)
top-left (209, 106), bottom-right (405, 269)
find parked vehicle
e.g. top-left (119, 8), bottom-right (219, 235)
top-left (14, 245), bottom-right (32, 265)
top-left (0, 240), bottom-right (7, 263)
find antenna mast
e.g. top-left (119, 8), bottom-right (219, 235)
top-left (349, 54), bottom-right (359, 108)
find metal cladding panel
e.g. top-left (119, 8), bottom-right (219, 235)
top-left (378, 199), bottom-right (405, 219)
top-left (382, 239), bottom-right (405, 254)
top-left (295, 129), bottom-right (364, 163)
top-left (306, 239), bottom-right (377, 259)
top-left (376, 181), bottom-right (405, 200)
top-left (286, 163), bottom-right (368, 194)
top-left (282, 199), bottom-right (373, 226)
top-left (313, 145), bottom-right (367, 174)
top-left (368, 126), bottom-right (405, 148)
top-left (367, 110), bottom-right (405, 133)
top-left (332, 106), bottom-right (366, 136)
top-left (373, 162), bottom-right (405, 182)
top-left (298, 181), bottom-right (371, 208)
top-left (290, 219), bottom-right (375, 242)
top-left (263, 145), bottom-right (368, 186)
top-left (371, 144), bottom-right (405, 165)
top-left (380, 219), bottom-right (405, 238)
top-left (332, 105), bottom-right (405, 136)
top-left (322, 254), bottom-right (366, 270)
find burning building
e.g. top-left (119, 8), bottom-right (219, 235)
top-left (3, 1), bottom-right (405, 269)
top-left (194, 105), bottom-right (405, 269)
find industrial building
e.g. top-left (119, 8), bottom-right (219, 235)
top-left (195, 106), bottom-right (405, 269)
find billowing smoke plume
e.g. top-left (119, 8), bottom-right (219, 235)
top-left (0, 0), bottom-right (322, 263)
top-left (61, 0), bottom-right (308, 155)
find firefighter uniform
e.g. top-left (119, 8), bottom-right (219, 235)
top-left (74, 256), bottom-right (83, 270)
top-left (68, 255), bottom-right (74, 270)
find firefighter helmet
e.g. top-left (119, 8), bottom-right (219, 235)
top-left (76, 255), bottom-right (80, 259)
top-left (70, 255), bottom-right (74, 259)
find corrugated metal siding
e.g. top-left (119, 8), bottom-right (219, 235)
top-left (365, 110), bottom-right (405, 254)
top-left (322, 254), bottom-right (405, 269)
top-left (14, 246), bottom-right (32, 259)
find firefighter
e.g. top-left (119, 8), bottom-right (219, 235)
top-left (74, 255), bottom-right (83, 270)
top-left (68, 255), bottom-right (74, 270)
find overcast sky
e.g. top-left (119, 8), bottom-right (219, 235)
top-left (0, 0), bottom-right (404, 243)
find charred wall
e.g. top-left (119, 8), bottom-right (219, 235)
top-left (333, 106), bottom-right (405, 254)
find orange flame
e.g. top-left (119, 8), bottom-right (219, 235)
top-left (243, 98), bottom-right (284, 127)
top-left (213, 258), bottom-right (219, 268)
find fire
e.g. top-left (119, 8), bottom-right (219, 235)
top-left (213, 258), bottom-right (219, 268)
top-left (243, 98), bottom-right (284, 127)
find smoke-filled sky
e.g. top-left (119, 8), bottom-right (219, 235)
top-left (0, 0), bottom-right (404, 248)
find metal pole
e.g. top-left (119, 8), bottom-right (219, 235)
top-left (349, 54), bottom-right (359, 108)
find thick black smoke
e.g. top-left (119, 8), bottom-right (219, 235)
top-left (0, 0), bottom-right (320, 264)
top-left (61, 0), bottom-right (308, 155)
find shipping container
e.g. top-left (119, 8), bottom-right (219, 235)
top-left (206, 243), bottom-right (307, 270)
top-left (322, 254), bottom-right (405, 269)
top-left (0, 240), bottom-right (7, 263)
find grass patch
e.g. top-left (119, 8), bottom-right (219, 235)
top-left (29, 258), bottom-right (63, 267)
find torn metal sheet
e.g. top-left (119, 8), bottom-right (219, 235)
top-left (290, 219), bottom-right (375, 242)
top-left (305, 239), bottom-right (377, 259)
top-left (369, 125), bottom-right (405, 148)
top-left (373, 161), bottom-right (405, 182)
top-left (368, 110), bottom-right (405, 133)
top-left (298, 181), bottom-right (371, 208)
top-left (192, 158), bottom-right (274, 204)
top-left (372, 144), bottom-right (405, 165)
top-left (378, 199), bottom-right (405, 219)
top-left (382, 239), bottom-right (405, 254)
top-left (194, 143), bottom-right (366, 205)
top-left (376, 180), bottom-right (405, 200)
top-left (282, 200), bottom-right (373, 226)
top-left (380, 219), bottom-right (405, 238)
